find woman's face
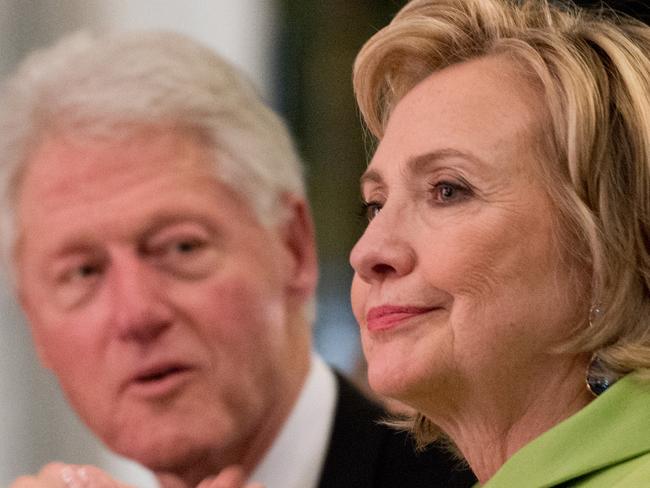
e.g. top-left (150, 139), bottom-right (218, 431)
top-left (350, 56), bottom-right (589, 411)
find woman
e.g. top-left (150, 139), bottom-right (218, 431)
top-left (349, 0), bottom-right (650, 486)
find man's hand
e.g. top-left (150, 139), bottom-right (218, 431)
top-left (10, 463), bottom-right (134, 488)
top-left (196, 466), bottom-right (265, 488)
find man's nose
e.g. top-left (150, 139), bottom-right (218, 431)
top-left (349, 205), bottom-right (415, 284)
top-left (107, 252), bottom-right (173, 343)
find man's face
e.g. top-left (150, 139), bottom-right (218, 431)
top-left (15, 128), bottom-right (316, 474)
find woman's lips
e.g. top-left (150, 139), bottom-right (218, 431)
top-left (366, 305), bottom-right (439, 332)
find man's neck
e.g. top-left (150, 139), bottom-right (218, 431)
top-left (248, 355), bottom-right (338, 488)
top-left (153, 352), bottom-right (312, 488)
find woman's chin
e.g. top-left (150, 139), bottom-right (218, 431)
top-left (367, 360), bottom-right (424, 403)
top-left (366, 350), bottom-right (459, 414)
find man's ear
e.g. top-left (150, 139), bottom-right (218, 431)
top-left (18, 287), bottom-right (53, 370)
top-left (278, 194), bottom-right (319, 300)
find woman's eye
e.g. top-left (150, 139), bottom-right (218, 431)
top-left (360, 201), bottom-right (383, 222)
top-left (431, 181), bottom-right (472, 204)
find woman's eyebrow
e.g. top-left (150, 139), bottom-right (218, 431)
top-left (408, 148), bottom-right (488, 174)
top-left (359, 147), bottom-right (489, 193)
top-left (359, 168), bottom-right (383, 193)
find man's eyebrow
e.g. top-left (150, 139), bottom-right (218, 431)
top-left (39, 213), bottom-right (211, 261)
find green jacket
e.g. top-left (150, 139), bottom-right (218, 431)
top-left (477, 373), bottom-right (650, 487)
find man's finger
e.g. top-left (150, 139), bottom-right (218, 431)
top-left (197, 466), bottom-right (256, 488)
top-left (10, 463), bottom-right (133, 488)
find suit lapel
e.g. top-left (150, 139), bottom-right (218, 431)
top-left (317, 372), bottom-right (386, 488)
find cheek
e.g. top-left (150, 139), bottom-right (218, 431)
top-left (177, 273), bottom-right (288, 357)
top-left (26, 302), bottom-right (96, 374)
top-left (42, 332), bottom-right (102, 389)
top-left (29, 322), bottom-right (111, 425)
top-left (21, 274), bottom-right (104, 363)
top-left (432, 205), bottom-right (578, 350)
top-left (429, 208), bottom-right (554, 301)
top-left (350, 275), bottom-right (368, 325)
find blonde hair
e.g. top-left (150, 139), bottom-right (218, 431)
top-left (354, 0), bottom-right (650, 446)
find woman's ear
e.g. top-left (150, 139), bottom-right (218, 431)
top-left (277, 193), bottom-right (319, 301)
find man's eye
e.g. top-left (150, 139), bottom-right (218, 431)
top-left (63, 262), bottom-right (102, 283)
top-left (360, 201), bottom-right (383, 222)
top-left (151, 235), bottom-right (217, 279)
top-left (52, 260), bottom-right (104, 309)
top-left (77, 264), bottom-right (100, 277)
top-left (172, 239), bottom-right (205, 254)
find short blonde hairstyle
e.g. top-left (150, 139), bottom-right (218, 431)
top-left (354, 0), bottom-right (650, 446)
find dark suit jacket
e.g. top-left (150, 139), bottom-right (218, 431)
top-left (317, 373), bottom-right (476, 488)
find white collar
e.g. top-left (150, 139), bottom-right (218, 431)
top-left (248, 354), bottom-right (337, 488)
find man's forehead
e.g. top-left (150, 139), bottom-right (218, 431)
top-left (18, 129), bottom-right (213, 203)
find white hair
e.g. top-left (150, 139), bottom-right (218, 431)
top-left (0, 30), bottom-right (306, 272)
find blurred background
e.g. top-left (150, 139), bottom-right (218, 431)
top-left (0, 0), bottom-right (648, 486)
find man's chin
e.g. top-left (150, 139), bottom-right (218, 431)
top-left (111, 434), bottom-right (200, 471)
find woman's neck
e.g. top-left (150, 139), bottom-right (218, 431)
top-left (420, 355), bottom-right (593, 483)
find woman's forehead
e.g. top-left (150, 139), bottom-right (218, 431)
top-left (369, 56), bottom-right (548, 181)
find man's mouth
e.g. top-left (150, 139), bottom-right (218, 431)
top-left (135, 364), bottom-right (190, 383)
top-left (127, 362), bottom-right (195, 398)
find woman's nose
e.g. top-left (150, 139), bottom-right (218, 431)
top-left (349, 209), bottom-right (415, 283)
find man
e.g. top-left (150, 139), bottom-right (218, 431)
top-left (2, 31), bottom-right (475, 488)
